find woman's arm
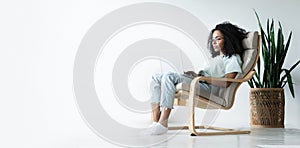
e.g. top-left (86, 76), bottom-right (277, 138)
top-left (203, 72), bottom-right (238, 87)
top-left (184, 71), bottom-right (198, 77)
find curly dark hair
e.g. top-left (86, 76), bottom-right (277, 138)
top-left (208, 21), bottom-right (248, 58)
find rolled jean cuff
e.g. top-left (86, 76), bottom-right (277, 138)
top-left (151, 102), bottom-right (160, 105)
top-left (160, 104), bottom-right (174, 109)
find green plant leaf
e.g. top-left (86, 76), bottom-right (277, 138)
top-left (255, 72), bottom-right (263, 88)
top-left (280, 60), bottom-right (300, 86)
top-left (267, 19), bottom-right (270, 48)
top-left (257, 56), bottom-right (261, 79)
top-left (253, 72), bottom-right (262, 88)
top-left (282, 69), bottom-right (295, 98)
top-left (248, 78), bottom-right (254, 88)
top-left (278, 32), bottom-right (292, 70)
top-left (277, 22), bottom-right (284, 62)
top-left (275, 24), bottom-right (284, 87)
top-left (254, 10), bottom-right (268, 55)
top-left (282, 81), bottom-right (287, 88)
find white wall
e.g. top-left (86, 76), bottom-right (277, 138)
top-left (1, 0), bottom-right (300, 147)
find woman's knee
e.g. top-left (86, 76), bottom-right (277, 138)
top-left (163, 72), bottom-right (178, 83)
top-left (152, 73), bottom-right (162, 83)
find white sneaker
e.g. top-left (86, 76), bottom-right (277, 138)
top-left (150, 123), bottom-right (168, 135)
top-left (149, 122), bottom-right (158, 128)
top-left (141, 122), bottom-right (158, 135)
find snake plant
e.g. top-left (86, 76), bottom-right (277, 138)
top-left (248, 11), bottom-right (300, 98)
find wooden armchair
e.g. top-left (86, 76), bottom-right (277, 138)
top-left (170, 31), bottom-right (260, 136)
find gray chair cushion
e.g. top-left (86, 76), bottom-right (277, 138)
top-left (237, 31), bottom-right (259, 79)
top-left (176, 83), bottom-right (226, 106)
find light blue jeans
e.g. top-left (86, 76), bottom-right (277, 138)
top-left (151, 72), bottom-right (211, 109)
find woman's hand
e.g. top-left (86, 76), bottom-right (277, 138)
top-left (204, 72), bottom-right (238, 87)
top-left (184, 71), bottom-right (198, 77)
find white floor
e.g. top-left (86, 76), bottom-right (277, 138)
top-left (153, 128), bottom-right (300, 148)
top-left (3, 105), bottom-right (300, 148)
top-left (66, 128), bottom-right (300, 148)
top-left (17, 126), bottom-right (300, 148)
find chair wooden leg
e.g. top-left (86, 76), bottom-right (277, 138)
top-left (168, 125), bottom-right (250, 135)
top-left (168, 125), bottom-right (201, 130)
top-left (187, 104), bottom-right (250, 136)
top-left (189, 85), bottom-right (250, 136)
top-left (190, 129), bottom-right (250, 136)
top-left (188, 84), bottom-right (198, 135)
top-left (169, 78), bottom-right (251, 136)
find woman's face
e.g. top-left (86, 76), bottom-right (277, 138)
top-left (211, 30), bottom-right (224, 53)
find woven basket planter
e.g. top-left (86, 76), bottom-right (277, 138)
top-left (249, 88), bottom-right (285, 128)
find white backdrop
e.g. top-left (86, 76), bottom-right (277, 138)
top-left (1, 0), bottom-right (300, 147)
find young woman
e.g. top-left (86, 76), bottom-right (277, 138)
top-left (148, 22), bottom-right (248, 135)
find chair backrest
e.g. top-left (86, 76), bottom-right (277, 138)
top-left (217, 31), bottom-right (259, 109)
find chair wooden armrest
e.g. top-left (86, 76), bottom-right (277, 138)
top-left (188, 70), bottom-right (256, 100)
top-left (193, 70), bottom-right (256, 83)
